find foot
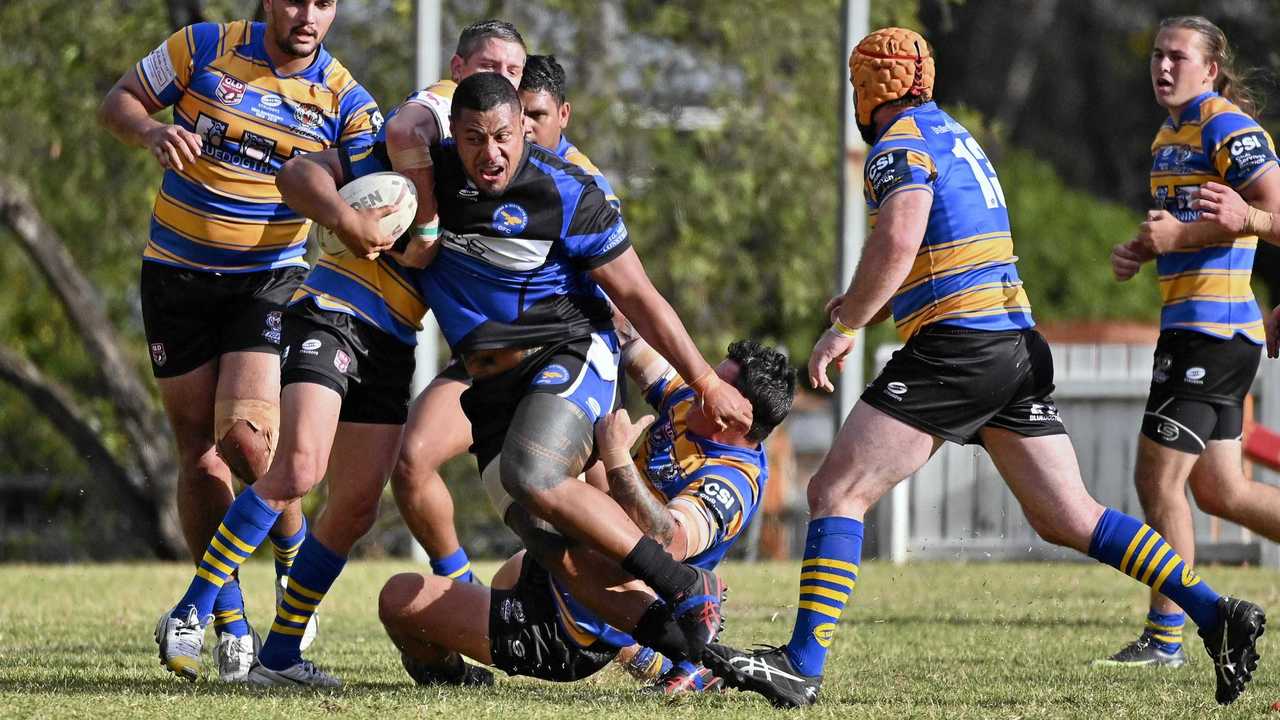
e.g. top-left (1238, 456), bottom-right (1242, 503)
top-left (1199, 596), bottom-right (1266, 705)
top-left (702, 643), bottom-right (820, 708)
top-left (670, 566), bottom-right (727, 658)
top-left (648, 662), bottom-right (722, 695)
top-left (276, 575), bottom-right (319, 652)
top-left (246, 659), bottom-right (341, 688)
top-left (214, 628), bottom-right (261, 682)
top-left (155, 605), bottom-right (208, 681)
top-left (1090, 633), bottom-right (1187, 668)
top-left (401, 651), bottom-right (494, 687)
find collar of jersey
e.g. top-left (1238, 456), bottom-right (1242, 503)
top-left (245, 21), bottom-right (331, 81)
top-left (872, 100), bottom-right (937, 144)
top-left (1171, 90), bottom-right (1218, 129)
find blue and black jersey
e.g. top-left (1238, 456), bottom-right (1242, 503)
top-left (420, 140), bottom-right (630, 354)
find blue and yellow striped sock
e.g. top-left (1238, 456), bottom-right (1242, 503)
top-left (211, 578), bottom-right (251, 638)
top-left (784, 516), bottom-right (862, 677)
top-left (1144, 609), bottom-right (1185, 653)
top-left (271, 516), bottom-right (307, 580)
top-left (259, 533), bottom-right (346, 670)
top-left (175, 487), bottom-right (280, 620)
top-left (429, 546), bottom-right (476, 584)
top-left (1088, 508), bottom-right (1221, 629)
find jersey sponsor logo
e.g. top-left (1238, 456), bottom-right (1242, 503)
top-left (1157, 421), bottom-right (1180, 443)
top-left (334, 348), bottom-right (351, 373)
top-left (261, 94), bottom-right (283, 108)
top-left (533, 364), bottom-right (569, 386)
top-left (1153, 143), bottom-right (1194, 171)
top-left (294, 103), bottom-right (324, 130)
top-left (141, 43), bottom-right (177, 92)
top-left (195, 114), bottom-right (228, 148)
top-left (240, 131), bottom-right (276, 163)
top-left (1227, 131), bottom-right (1272, 177)
top-left (300, 338), bottom-right (323, 354)
top-left (599, 221), bottom-right (629, 254)
top-left (867, 151), bottom-right (909, 200)
top-left (493, 203), bottom-right (529, 235)
top-left (1028, 402), bottom-right (1060, 423)
top-left (693, 476), bottom-right (739, 530)
top-left (1152, 353), bottom-right (1172, 384)
top-left (216, 75), bottom-right (247, 106)
top-left (812, 622), bottom-right (836, 648)
top-left (586, 396), bottom-right (602, 418)
top-left (458, 186), bottom-right (479, 200)
top-left (885, 381), bottom-right (908, 399)
top-left (369, 109), bottom-right (384, 135)
top-left (262, 310), bottom-right (283, 345)
top-left (150, 342), bottom-right (167, 367)
top-left (1185, 366), bottom-right (1206, 384)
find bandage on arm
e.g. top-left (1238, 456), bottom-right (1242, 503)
top-left (668, 497), bottom-right (713, 559)
top-left (620, 335), bottom-right (673, 395)
top-left (384, 103), bottom-right (440, 226)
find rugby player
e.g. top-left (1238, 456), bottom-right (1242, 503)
top-left (378, 333), bottom-right (794, 692)
top-left (99, 0), bottom-right (378, 681)
top-left (1101, 15), bottom-right (1280, 668)
top-left (702, 27), bottom-right (1265, 708)
top-left (390, 53), bottom-right (620, 587)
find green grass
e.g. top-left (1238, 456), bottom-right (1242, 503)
top-left (1, 560), bottom-right (1278, 719)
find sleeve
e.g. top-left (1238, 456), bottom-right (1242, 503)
top-left (641, 371), bottom-right (688, 412)
top-left (1204, 112), bottom-right (1278, 190)
top-left (565, 147), bottom-right (622, 211)
top-left (564, 181), bottom-right (630, 269)
top-left (132, 22), bottom-right (222, 107)
top-left (338, 142), bottom-right (391, 186)
top-left (863, 143), bottom-right (937, 208)
top-left (337, 82), bottom-right (381, 150)
top-left (672, 466), bottom-right (759, 547)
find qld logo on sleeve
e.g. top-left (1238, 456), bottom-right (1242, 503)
top-left (493, 203), bottom-right (528, 235)
top-left (533, 364), bottom-right (569, 386)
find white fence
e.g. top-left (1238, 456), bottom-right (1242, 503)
top-left (867, 342), bottom-right (1280, 567)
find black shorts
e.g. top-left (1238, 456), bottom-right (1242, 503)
top-left (1141, 330), bottom-right (1261, 453)
top-left (488, 557), bottom-right (618, 681)
top-left (280, 301), bottom-right (415, 425)
top-left (436, 357), bottom-right (471, 383)
top-left (461, 333), bottom-right (620, 471)
top-left (862, 326), bottom-right (1068, 445)
top-left (140, 261), bottom-right (305, 378)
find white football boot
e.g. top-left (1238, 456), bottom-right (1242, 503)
top-left (247, 659), bottom-right (342, 688)
top-left (276, 575), bottom-right (319, 651)
top-left (214, 627), bottom-right (260, 682)
top-left (154, 605), bottom-right (208, 681)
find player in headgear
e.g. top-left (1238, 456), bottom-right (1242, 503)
top-left (101, 0), bottom-right (379, 682)
top-left (847, 26), bottom-right (934, 145)
top-left (1101, 14), bottom-right (1280, 670)
top-left (703, 27), bottom-right (1265, 708)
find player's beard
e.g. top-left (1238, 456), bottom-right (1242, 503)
top-left (272, 24), bottom-right (318, 58)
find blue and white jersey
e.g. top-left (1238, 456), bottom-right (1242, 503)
top-left (420, 140), bottom-right (630, 354)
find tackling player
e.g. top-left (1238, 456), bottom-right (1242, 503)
top-left (378, 335), bottom-right (794, 692)
top-left (1102, 15), bottom-right (1280, 668)
top-left (703, 27), bottom-right (1265, 708)
top-left (390, 53), bottom-right (621, 587)
top-left (99, 0), bottom-right (378, 681)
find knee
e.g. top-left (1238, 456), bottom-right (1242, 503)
top-left (499, 450), bottom-right (557, 513)
top-left (184, 446), bottom-right (228, 481)
top-left (391, 445), bottom-right (442, 499)
top-left (266, 450), bottom-right (322, 501)
top-left (217, 419), bottom-right (274, 484)
top-left (806, 467), bottom-right (872, 519)
top-left (378, 573), bottom-right (426, 631)
top-left (1025, 501), bottom-right (1102, 553)
top-left (1190, 475), bottom-right (1237, 517)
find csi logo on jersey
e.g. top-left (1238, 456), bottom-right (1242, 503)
top-left (216, 74), bottom-right (247, 106)
top-left (195, 114), bottom-right (228, 147)
top-left (1227, 131), bottom-right (1273, 176)
top-left (867, 150), bottom-right (912, 200)
top-left (493, 203), bottom-right (528, 235)
top-left (533, 364), bottom-right (569, 386)
top-left (294, 103), bottom-right (324, 129)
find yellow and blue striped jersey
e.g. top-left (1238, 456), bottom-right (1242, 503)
top-left (864, 102), bottom-right (1034, 341)
top-left (376, 79), bottom-right (456, 143)
top-left (556, 136), bottom-right (621, 210)
top-left (1150, 91), bottom-right (1277, 343)
top-left (134, 21), bottom-right (380, 273)
top-left (291, 144), bottom-right (427, 345)
top-left (547, 370), bottom-right (767, 650)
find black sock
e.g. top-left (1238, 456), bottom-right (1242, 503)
top-left (630, 600), bottom-right (689, 660)
top-left (622, 536), bottom-right (698, 601)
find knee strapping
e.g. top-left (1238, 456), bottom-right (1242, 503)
top-left (214, 398), bottom-right (279, 482)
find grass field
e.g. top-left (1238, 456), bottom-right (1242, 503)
top-left (2, 560), bottom-right (1279, 719)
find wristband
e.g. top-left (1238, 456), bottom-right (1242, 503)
top-left (830, 317), bottom-right (859, 338)
top-left (1246, 206), bottom-right (1274, 238)
top-left (412, 223), bottom-right (439, 239)
top-left (601, 447), bottom-right (634, 471)
top-left (388, 145), bottom-right (432, 170)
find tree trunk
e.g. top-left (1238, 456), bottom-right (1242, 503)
top-left (0, 176), bottom-right (183, 557)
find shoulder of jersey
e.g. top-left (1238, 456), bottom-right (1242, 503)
top-left (427, 79), bottom-right (457, 100)
top-left (871, 114), bottom-right (928, 156)
top-left (562, 146), bottom-right (603, 175)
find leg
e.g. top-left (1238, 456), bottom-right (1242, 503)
top-left (391, 375), bottom-right (478, 579)
top-left (1190, 439), bottom-right (1280, 540)
top-left (379, 572), bottom-right (494, 665)
top-left (1133, 436), bottom-right (1199, 615)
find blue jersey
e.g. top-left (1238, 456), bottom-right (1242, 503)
top-left (547, 370), bottom-right (768, 650)
top-left (1150, 91), bottom-right (1277, 343)
top-left (420, 140), bottom-right (629, 354)
top-left (134, 21), bottom-right (379, 273)
top-left (864, 102), bottom-right (1034, 340)
top-left (556, 135), bottom-right (621, 210)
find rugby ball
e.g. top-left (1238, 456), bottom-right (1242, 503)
top-left (315, 171), bottom-right (418, 257)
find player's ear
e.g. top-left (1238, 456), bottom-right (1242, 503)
top-left (560, 100), bottom-right (571, 129)
top-left (449, 54), bottom-right (464, 83)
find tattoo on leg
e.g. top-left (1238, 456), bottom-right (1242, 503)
top-left (607, 463), bottom-right (676, 546)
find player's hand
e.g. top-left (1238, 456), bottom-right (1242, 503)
top-left (1110, 239), bottom-right (1152, 281)
top-left (699, 379), bottom-right (753, 434)
top-left (1193, 181), bottom-right (1250, 234)
top-left (387, 234), bottom-right (440, 269)
top-left (1137, 209), bottom-right (1183, 254)
top-left (824, 294), bottom-right (845, 321)
top-left (595, 409), bottom-right (655, 455)
top-left (1266, 305), bottom-right (1280, 359)
top-left (808, 328), bottom-right (856, 393)
top-left (334, 205), bottom-right (398, 260)
top-left (143, 124), bottom-right (203, 171)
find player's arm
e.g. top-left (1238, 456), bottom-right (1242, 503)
top-left (98, 53), bottom-right (202, 170)
top-left (1194, 179), bottom-right (1280, 246)
top-left (276, 150), bottom-right (396, 259)
top-left (1140, 170), bottom-right (1280, 252)
top-left (595, 409), bottom-right (688, 559)
top-left (612, 310), bottom-right (674, 402)
top-left (809, 188), bottom-right (931, 391)
top-left (384, 103), bottom-right (441, 232)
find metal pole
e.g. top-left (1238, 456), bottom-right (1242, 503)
top-left (409, 0), bottom-right (443, 563)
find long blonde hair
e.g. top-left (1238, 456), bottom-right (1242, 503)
top-left (1159, 15), bottom-right (1261, 118)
